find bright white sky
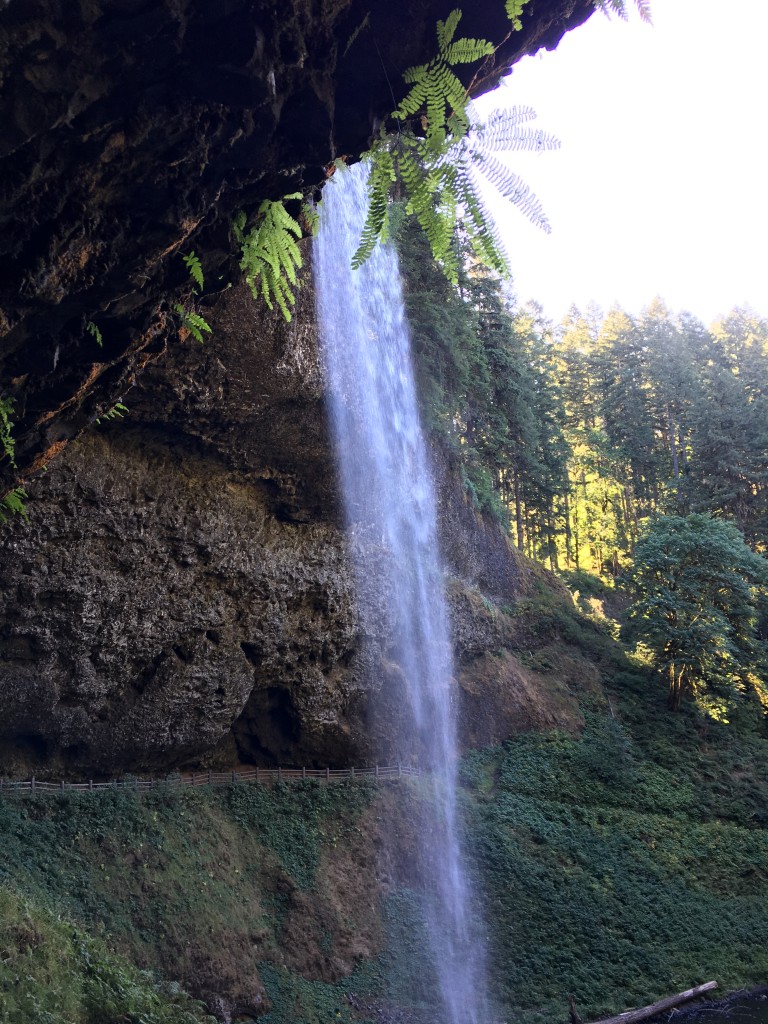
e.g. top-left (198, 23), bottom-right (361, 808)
top-left (474, 0), bottom-right (768, 326)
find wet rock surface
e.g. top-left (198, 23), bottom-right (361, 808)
top-left (0, 274), bottom-right (580, 777)
top-left (0, 0), bottom-right (593, 496)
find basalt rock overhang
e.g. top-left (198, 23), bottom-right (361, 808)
top-left (0, 0), bottom-right (593, 495)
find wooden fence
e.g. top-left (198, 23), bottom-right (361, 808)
top-left (0, 764), bottom-right (421, 796)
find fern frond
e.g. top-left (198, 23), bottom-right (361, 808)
top-left (0, 396), bottom-right (17, 468)
top-left (476, 105), bottom-right (539, 143)
top-left (302, 202), bottom-right (321, 236)
top-left (174, 304), bottom-right (213, 343)
top-left (455, 166), bottom-right (510, 276)
top-left (475, 125), bottom-right (560, 155)
top-left (436, 9), bottom-right (462, 49)
top-left (96, 401), bottom-right (129, 424)
top-left (0, 486), bottom-right (28, 526)
top-left (474, 152), bottom-right (553, 232)
top-left (443, 39), bottom-right (495, 65)
top-left (594, 0), bottom-right (651, 21)
top-left (594, 0), bottom-right (628, 19)
top-left (505, 0), bottom-right (529, 30)
top-left (232, 210), bottom-right (247, 243)
top-left (235, 196), bottom-right (304, 322)
top-left (182, 251), bottom-right (204, 291)
top-left (350, 7), bottom-right (556, 280)
top-left (86, 320), bottom-right (103, 348)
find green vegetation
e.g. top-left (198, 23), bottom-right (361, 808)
top-left (4, 651), bottom-right (768, 1024)
top-left (461, 641), bottom-right (768, 1024)
top-left (95, 401), bottom-right (128, 425)
top-left (1, 571), bottom-right (768, 1024)
top-left (233, 196), bottom-right (304, 322)
top-left (0, 395), bottom-right (28, 526)
top-left (625, 514), bottom-right (768, 715)
top-left (465, 727), bottom-right (768, 1024)
top-left (0, 887), bottom-right (214, 1024)
top-left (173, 305), bottom-right (212, 344)
top-left (86, 320), bottom-right (104, 348)
top-left (182, 252), bottom-right (204, 292)
top-left (355, 7), bottom-right (559, 283)
top-left (0, 780), bottom-right (381, 1022)
top-left (397, 215), bottom-right (568, 529)
top-left (400, 223), bottom-right (768, 575)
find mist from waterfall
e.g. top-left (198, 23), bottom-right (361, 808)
top-left (314, 162), bottom-right (489, 1024)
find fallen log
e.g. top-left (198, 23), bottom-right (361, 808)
top-left (585, 981), bottom-right (719, 1024)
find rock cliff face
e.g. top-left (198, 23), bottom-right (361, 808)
top-left (0, 263), bottom-right (584, 777)
top-left (0, 0), bottom-right (594, 497)
top-left (0, 0), bottom-right (597, 775)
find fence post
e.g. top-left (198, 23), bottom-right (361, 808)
top-left (375, 764), bottom-right (379, 778)
top-left (31, 776), bottom-right (35, 793)
top-left (256, 766), bottom-right (260, 783)
top-left (207, 769), bottom-right (211, 785)
top-left (398, 763), bottom-right (401, 777)
top-left (232, 770), bottom-right (236, 784)
top-left (351, 766), bottom-right (355, 777)
top-left (302, 766), bottom-right (306, 780)
top-left (60, 780), bottom-right (64, 791)
top-left (326, 767), bottom-right (330, 781)
top-left (278, 766), bottom-right (282, 782)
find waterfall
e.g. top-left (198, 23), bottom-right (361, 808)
top-left (314, 163), bottom-right (489, 1024)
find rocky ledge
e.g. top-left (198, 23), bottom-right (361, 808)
top-left (0, 266), bottom-right (587, 776)
top-left (0, 0), bottom-right (593, 496)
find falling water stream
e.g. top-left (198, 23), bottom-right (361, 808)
top-left (314, 163), bottom-right (489, 1024)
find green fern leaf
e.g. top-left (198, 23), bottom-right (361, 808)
top-left (594, 0), bottom-right (651, 21)
top-left (474, 152), bottom-right (552, 232)
top-left (443, 39), bottom-right (494, 65)
top-left (0, 486), bottom-right (28, 526)
top-left (86, 320), bottom-right (103, 348)
top-left (232, 210), bottom-right (247, 243)
top-left (0, 396), bottom-right (17, 468)
top-left (350, 8), bottom-right (556, 281)
top-left (235, 195), bottom-right (304, 322)
top-left (505, 0), bottom-right (529, 30)
top-left (174, 304), bottom-right (213, 343)
top-left (302, 202), bottom-right (321, 236)
top-left (182, 251), bottom-right (204, 291)
top-left (436, 9), bottom-right (462, 49)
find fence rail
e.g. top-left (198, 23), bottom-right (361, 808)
top-left (0, 764), bottom-right (422, 796)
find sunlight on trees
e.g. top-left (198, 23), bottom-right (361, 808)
top-left (623, 514), bottom-right (768, 717)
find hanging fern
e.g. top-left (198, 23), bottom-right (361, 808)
top-left (505, 0), bottom-right (528, 30)
top-left (594, 0), bottom-right (652, 22)
top-left (233, 194), bottom-right (303, 322)
top-left (353, 8), bottom-right (560, 283)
